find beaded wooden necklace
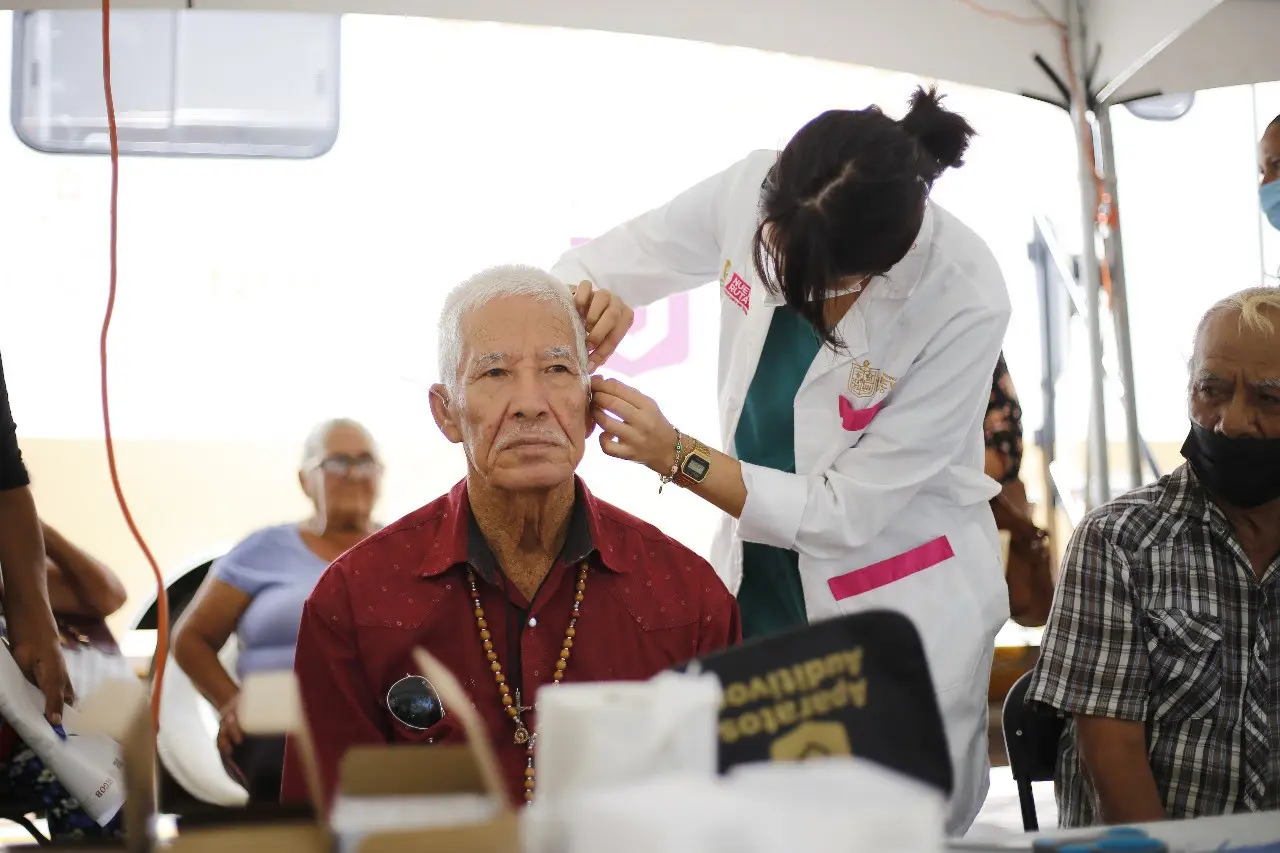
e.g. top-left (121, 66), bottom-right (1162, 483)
top-left (466, 560), bottom-right (588, 802)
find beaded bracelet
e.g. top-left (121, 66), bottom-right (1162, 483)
top-left (659, 430), bottom-right (684, 493)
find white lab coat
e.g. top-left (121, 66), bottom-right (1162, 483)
top-left (552, 149), bottom-right (1011, 834)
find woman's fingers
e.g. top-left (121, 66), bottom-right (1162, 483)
top-left (598, 430), bottom-right (638, 460)
top-left (577, 288), bottom-right (634, 370)
top-left (591, 390), bottom-right (643, 422)
top-left (593, 407), bottom-right (639, 439)
top-left (573, 280), bottom-right (594, 317)
top-left (584, 287), bottom-right (612, 327)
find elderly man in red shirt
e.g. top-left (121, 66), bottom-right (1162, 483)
top-left (280, 264), bottom-right (740, 808)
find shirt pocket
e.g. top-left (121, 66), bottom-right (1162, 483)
top-left (387, 712), bottom-right (465, 747)
top-left (1143, 608), bottom-right (1223, 722)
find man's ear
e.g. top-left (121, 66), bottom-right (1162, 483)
top-left (584, 387), bottom-right (599, 439)
top-left (429, 384), bottom-right (464, 444)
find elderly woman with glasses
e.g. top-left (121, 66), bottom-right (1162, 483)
top-left (173, 418), bottom-right (383, 803)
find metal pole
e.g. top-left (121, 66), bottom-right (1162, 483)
top-left (1030, 226), bottom-right (1058, 547)
top-left (1095, 106), bottom-right (1144, 489)
top-left (1068, 0), bottom-right (1110, 510)
top-left (1253, 84), bottom-right (1269, 284)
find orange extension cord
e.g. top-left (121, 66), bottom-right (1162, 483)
top-left (99, 0), bottom-right (168, 732)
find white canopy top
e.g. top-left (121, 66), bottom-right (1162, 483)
top-left (0, 0), bottom-right (1274, 106)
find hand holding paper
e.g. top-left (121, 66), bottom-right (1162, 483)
top-left (0, 640), bottom-right (132, 826)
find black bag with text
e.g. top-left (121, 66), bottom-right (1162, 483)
top-left (675, 610), bottom-right (953, 796)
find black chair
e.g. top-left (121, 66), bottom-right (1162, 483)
top-left (1002, 669), bottom-right (1065, 831)
top-left (0, 796), bottom-right (51, 845)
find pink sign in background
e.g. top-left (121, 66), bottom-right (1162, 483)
top-left (571, 237), bottom-right (691, 378)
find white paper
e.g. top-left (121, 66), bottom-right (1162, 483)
top-left (329, 793), bottom-right (498, 853)
top-left (730, 758), bottom-right (946, 853)
top-left (527, 758), bottom-right (947, 853)
top-left (534, 671), bottom-right (721, 805)
top-left (0, 642), bottom-right (125, 826)
top-left (552, 776), bottom-right (780, 853)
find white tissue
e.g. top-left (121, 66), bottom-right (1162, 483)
top-left (529, 758), bottom-right (946, 853)
top-left (730, 758), bottom-right (946, 853)
top-left (561, 776), bottom-right (771, 853)
top-left (329, 793), bottom-right (498, 853)
top-left (533, 671), bottom-right (722, 804)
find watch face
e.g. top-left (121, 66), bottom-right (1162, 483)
top-left (683, 453), bottom-right (710, 482)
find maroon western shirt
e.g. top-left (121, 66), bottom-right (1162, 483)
top-left (280, 476), bottom-right (740, 807)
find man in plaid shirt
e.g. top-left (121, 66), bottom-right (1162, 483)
top-left (1027, 286), bottom-right (1280, 827)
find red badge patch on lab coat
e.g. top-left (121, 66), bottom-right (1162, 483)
top-left (725, 273), bottom-right (750, 313)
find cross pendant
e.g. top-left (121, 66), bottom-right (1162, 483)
top-left (512, 689), bottom-right (534, 746)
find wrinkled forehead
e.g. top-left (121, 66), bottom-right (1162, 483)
top-left (460, 294), bottom-right (580, 364)
top-left (1196, 308), bottom-right (1280, 379)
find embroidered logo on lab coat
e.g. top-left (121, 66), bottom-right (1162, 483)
top-left (847, 360), bottom-right (897, 398)
top-left (725, 273), bottom-right (751, 313)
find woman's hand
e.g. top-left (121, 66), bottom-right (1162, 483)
top-left (8, 615), bottom-right (73, 725)
top-left (591, 377), bottom-right (680, 475)
top-left (572, 281), bottom-right (634, 371)
top-left (216, 695), bottom-right (245, 757)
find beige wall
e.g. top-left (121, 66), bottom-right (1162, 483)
top-left (22, 436), bottom-right (458, 636)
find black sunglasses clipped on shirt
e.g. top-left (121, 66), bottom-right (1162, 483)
top-left (385, 674), bottom-right (445, 730)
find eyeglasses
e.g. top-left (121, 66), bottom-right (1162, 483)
top-left (314, 454), bottom-right (382, 479)
top-left (386, 674), bottom-right (445, 730)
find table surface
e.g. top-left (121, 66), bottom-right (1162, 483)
top-left (952, 811), bottom-right (1280, 853)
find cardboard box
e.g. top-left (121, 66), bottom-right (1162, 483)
top-left (334, 648), bottom-right (516, 853)
top-left (109, 648), bottom-right (515, 853)
top-left (337, 746), bottom-right (517, 853)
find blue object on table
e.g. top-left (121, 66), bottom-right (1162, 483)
top-left (1033, 827), bottom-right (1160, 853)
top-left (1095, 838), bottom-right (1168, 852)
top-left (51, 723), bottom-right (67, 741)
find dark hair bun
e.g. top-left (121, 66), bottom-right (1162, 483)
top-left (899, 86), bottom-right (976, 180)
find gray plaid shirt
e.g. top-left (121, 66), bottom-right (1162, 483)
top-left (1027, 463), bottom-right (1280, 826)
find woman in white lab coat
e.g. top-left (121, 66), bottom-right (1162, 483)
top-left (556, 87), bottom-right (1011, 835)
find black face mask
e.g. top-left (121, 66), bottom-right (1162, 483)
top-left (1181, 422), bottom-right (1280, 509)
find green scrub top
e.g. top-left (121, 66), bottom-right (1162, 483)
top-left (732, 306), bottom-right (822, 641)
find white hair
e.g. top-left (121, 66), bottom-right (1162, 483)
top-left (1190, 285), bottom-right (1280, 373)
top-left (437, 264), bottom-right (589, 396)
top-left (301, 418), bottom-right (376, 468)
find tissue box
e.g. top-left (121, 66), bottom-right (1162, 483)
top-left (534, 671), bottom-right (722, 805)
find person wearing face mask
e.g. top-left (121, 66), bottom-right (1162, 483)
top-left (1026, 285), bottom-right (1280, 828)
top-left (1259, 116), bottom-right (1280, 230)
top-left (172, 418), bottom-right (383, 803)
top-left (555, 87), bottom-right (1010, 834)
top-left (279, 266), bottom-right (739, 810)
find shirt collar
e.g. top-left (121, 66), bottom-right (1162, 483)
top-left (417, 476), bottom-right (631, 578)
top-left (1157, 462), bottom-right (1239, 535)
